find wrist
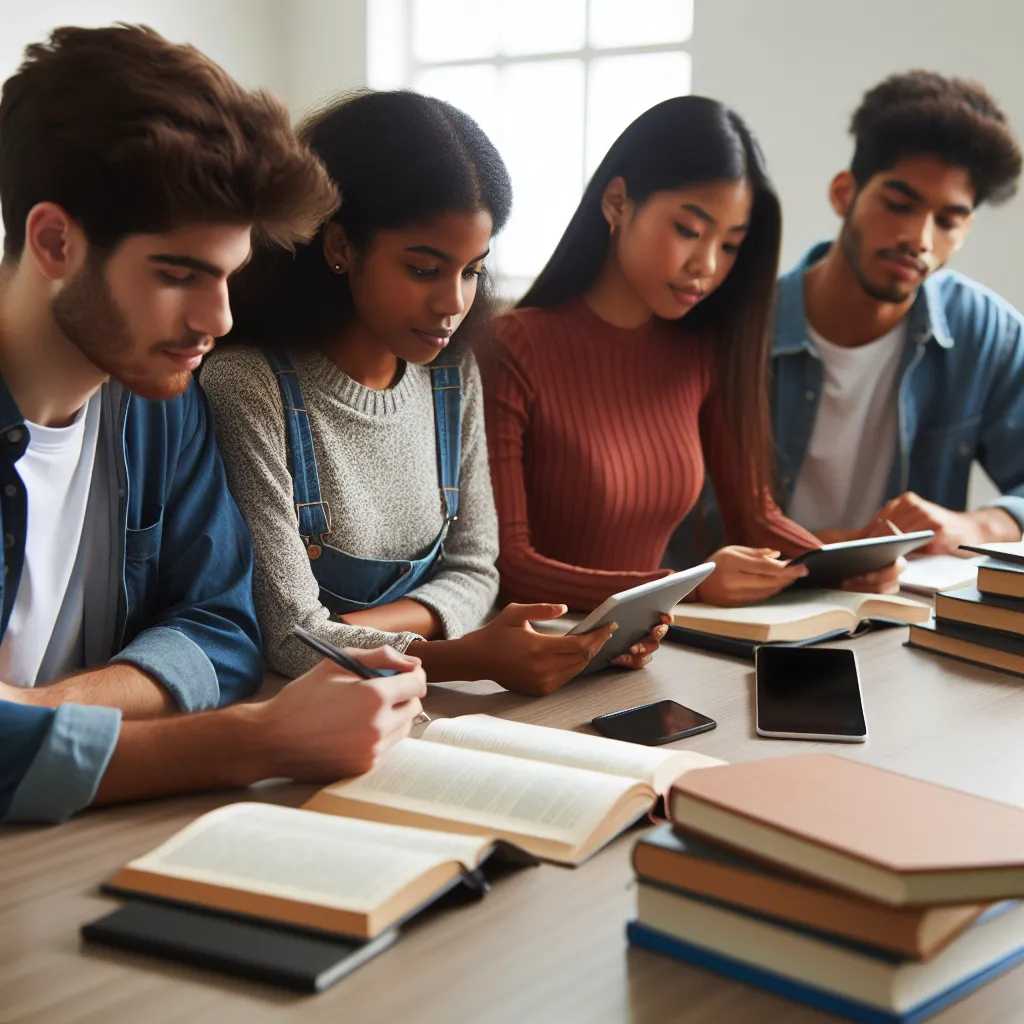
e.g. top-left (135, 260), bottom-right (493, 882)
top-left (220, 701), bottom-right (285, 786)
top-left (969, 507), bottom-right (1021, 545)
top-left (409, 636), bottom-right (476, 682)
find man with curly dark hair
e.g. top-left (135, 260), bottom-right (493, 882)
top-left (772, 71), bottom-right (1024, 555)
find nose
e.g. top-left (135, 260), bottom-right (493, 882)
top-left (188, 281), bottom-right (233, 340)
top-left (430, 273), bottom-right (468, 320)
top-left (685, 238), bottom-right (717, 280)
top-left (901, 212), bottom-right (935, 256)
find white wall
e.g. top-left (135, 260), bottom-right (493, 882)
top-left (690, 0), bottom-right (1024, 312)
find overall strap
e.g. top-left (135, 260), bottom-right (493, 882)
top-left (430, 364), bottom-right (462, 521)
top-left (264, 351), bottom-right (331, 544)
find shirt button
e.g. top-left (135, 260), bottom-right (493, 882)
top-left (4, 534), bottom-right (14, 549)
top-left (6, 428), bottom-right (22, 445)
top-left (957, 442), bottom-right (971, 457)
top-left (804, 390), bottom-right (816, 402)
top-left (3, 484), bottom-right (16, 497)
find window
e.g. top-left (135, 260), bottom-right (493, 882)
top-left (368, 0), bottom-right (693, 297)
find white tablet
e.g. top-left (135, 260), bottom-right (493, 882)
top-left (569, 563), bottom-right (716, 674)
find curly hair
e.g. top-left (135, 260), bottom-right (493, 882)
top-left (849, 71), bottom-right (1022, 206)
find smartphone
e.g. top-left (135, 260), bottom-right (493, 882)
top-left (591, 700), bottom-right (717, 746)
top-left (755, 646), bottom-right (867, 742)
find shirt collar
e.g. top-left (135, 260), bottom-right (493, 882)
top-left (773, 240), bottom-right (954, 356)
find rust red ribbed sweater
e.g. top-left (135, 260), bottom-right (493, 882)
top-left (485, 299), bottom-right (819, 611)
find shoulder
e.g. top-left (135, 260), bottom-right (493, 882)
top-left (200, 344), bottom-right (281, 406)
top-left (927, 270), bottom-right (1024, 349)
top-left (494, 304), bottom-right (583, 348)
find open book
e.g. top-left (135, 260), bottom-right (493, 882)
top-left (304, 714), bottom-right (724, 865)
top-left (107, 802), bottom-right (523, 941)
top-left (672, 590), bottom-right (930, 643)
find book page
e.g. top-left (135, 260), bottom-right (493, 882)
top-left (423, 715), bottom-right (723, 793)
top-left (899, 555), bottom-right (980, 595)
top-left (676, 591), bottom-right (846, 626)
top-left (123, 802), bottom-right (491, 913)
top-left (325, 738), bottom-right (644, 845)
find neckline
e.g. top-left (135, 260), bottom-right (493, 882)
top-left (299, 348), bottom-right (424, 416)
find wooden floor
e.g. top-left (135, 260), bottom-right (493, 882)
top-left (4, 625), bottom-right (1024, 1024)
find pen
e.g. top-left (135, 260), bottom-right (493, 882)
top-left (885, 519), bottom-right (904, 535)
top-left (292, 626), bottom-right (431, 723)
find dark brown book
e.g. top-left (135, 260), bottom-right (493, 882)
top-left (976, 558), bottom-right (1024, 601)
top-left (935, 586), bottom-right (1024, 637)
top-left (908, 617), bottom-right (1024, 678)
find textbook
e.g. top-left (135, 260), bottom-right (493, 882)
top-left (671, 590), bottom-right (930, 643)
top-left (908, 617), bottom-right (1024, 679)
top-left (934, 587), bottom-right (1024, 637)
top-left (975, 557), bottom-right (1024, 600)
top-left (106, 802), bottom-right (531, 941)
top-left (305, 714), bottom-right (724, 865)
top-left (633, 826), bottom-right (988, 959)
top-left (628, 888), bottom-right (1024, 1024)
top-left (668, 755), bottom-right (1024, 906)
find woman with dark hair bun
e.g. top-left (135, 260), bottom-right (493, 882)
top-left (488, 96), bottom-right (902, 613)
top-left (202, 90), bottom-right (645, 696)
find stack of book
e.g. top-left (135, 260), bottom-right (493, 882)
top-left (627, 754), bottom-right (1024, 1023)
top-left (907, 544), bottom-right (1024, 677)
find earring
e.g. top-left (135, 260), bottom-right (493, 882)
top-left (332, 263), bottom-right (343, 273)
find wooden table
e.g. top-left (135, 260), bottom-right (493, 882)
top-left (4, 627), bottom-right (1024, 1024)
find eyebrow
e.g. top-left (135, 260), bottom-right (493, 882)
top-left (148, 254), bottom-right (227, 278)
top-left (681, 203), bottom-right (748, 233)
top-left (881, 179), bottom-right (973, 216)
top-left (405, 245), bottom-right (491, 264)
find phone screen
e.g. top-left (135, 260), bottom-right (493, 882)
top-left (592, 700), bottom-right (716, 746)
top-left (756, 647), bottom-right (866, 738)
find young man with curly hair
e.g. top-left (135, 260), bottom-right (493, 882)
top-left (772, 71), bottom-right (1024, 554)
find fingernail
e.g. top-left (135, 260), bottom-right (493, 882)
top-left (799, 566), bottom-right (810, 577)
top-left (630, 645), bottom-right (640, 655)
top-left (655, 625), bottom-right (668, 640)
top-left (609, 623), bottom-right (619, 632)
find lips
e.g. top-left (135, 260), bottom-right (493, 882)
top-left (879, 253), bottom-right (927, 281)
top-left (412, 328), bottom-right (452, 349)
top-left (161, 347), bottom-right (212, 371)
top-left (668, 283), bottom-right (704, 307)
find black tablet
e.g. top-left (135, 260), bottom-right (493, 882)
top-left (789, 531), bottom-right (935, 586)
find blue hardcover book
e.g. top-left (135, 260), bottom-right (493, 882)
top-left (627, 921), bottom-right (1024, 1024)
top-left (626, 884), bottom-right (1024, 1023)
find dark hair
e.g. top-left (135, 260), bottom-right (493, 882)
top-left (0, 24), bottom-right (338, 260)
top-left (850, 71), bottom-right (1022, 205)
top-left (519, 95), bottom-right (782, 523)
top-left (229, 89), bottom-right (512, 348)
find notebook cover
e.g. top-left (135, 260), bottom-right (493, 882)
top-left (669, 755), bottom-right (1024, 879)
top-left (665, 622), bottom-right (901, 662)
top-left (626, 920), bottom-right (1024, 1024)
top-left (81, 900), bottom-right (397, 992)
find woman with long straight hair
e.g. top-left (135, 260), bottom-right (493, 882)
top-left (487, 96), bottom-right (902, 609)
top-left (201, 90), bottom-right (660, 696)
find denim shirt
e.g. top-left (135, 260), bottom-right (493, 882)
top-left (0, 374), bottom-right (262, 824)
top-left (773, 242), bottom-right (1024, 531)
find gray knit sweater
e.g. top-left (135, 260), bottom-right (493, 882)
top-left (200, 343), bottom-right (499, 678)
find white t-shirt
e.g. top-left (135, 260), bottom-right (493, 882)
top-left (788, 321), bottom-right (906, 533)
top-left (0, 394), bottom-right (101, 687)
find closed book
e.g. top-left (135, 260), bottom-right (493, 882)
top-left (668, 755), bottom-right (1024, 906)
top-left (976, 558), bottom-right (1024, 601)
top-left (627, 888), bottom-right (1024, 1024)
top-left (908, 617), bottom-right (1024, 678)
top-left (935, 587), bottom-right (1024, 637)
top-left (633, 825), bottom-right (987, 959)
top-left (959, 542), bottom-right (1024, 566)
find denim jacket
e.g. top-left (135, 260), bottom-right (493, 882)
top-left (773, 242), bottom-right (1024, 530)
top-left (0, 375), bottom-right (262, 824)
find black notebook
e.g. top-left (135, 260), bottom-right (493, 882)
top-left (82, 900), bottom-right (397, 993)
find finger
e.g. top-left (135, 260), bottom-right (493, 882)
top-left (376, 667), bottom-right (429, 704)
top-left (612, 652), bottom-right (653, 670)
top-left (351, 645), bottom-right (422, 672)
top-left (500, 602), bottom-right (569, 625)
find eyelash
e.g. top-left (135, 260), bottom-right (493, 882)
top-left (159, 271), bottom-right (196, 286)
top-left (882, 199), bottom-right (957, 230)
top-left (407, 266), bottom-right (485, 280)
top-left (674, 224), bottom-right (741, 255)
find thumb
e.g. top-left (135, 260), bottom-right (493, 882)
top-left (499, 602), bottom-right (568, 626)
top-left (588, 621), bottom-right (618, 654)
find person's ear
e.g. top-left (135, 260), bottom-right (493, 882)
top-left (24, 202), bottom-right (85, 281)
top-left (323, 222), bottom-right (353, 274)
top-left (600, 176), bottom-right (631, 231)
top-left (829, 171), bottom-right (859, 219)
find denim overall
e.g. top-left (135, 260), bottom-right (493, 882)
top-left (266, 352), bottom-right (461, 616)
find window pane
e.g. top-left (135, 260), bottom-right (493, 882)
top-left (500, 0), bottom-right (586, 56)
top-left (496, 60), bottom-right (585, 281)
top-left (412, 0), bottom-right (499, 63)
top-left (367, 0), bottom-right (406, 88)
top-left (413, 64), bottom-right (501, 145)
top-left (588, 0), bottom-right (693, 48)
top-left (585, 52), bottom-right (691, 176)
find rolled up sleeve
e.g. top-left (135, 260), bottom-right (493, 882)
top-left (110, 625), bottom-right (218, 712)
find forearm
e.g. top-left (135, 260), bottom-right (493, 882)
top-left (93, 702), bottom-right (267, 806)
top-left (342, 599), bottom-right (443, 639)
top-left (407, 636), bottom-right (480, 682)
top-left (10, 664), bottom-right (176, 720)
